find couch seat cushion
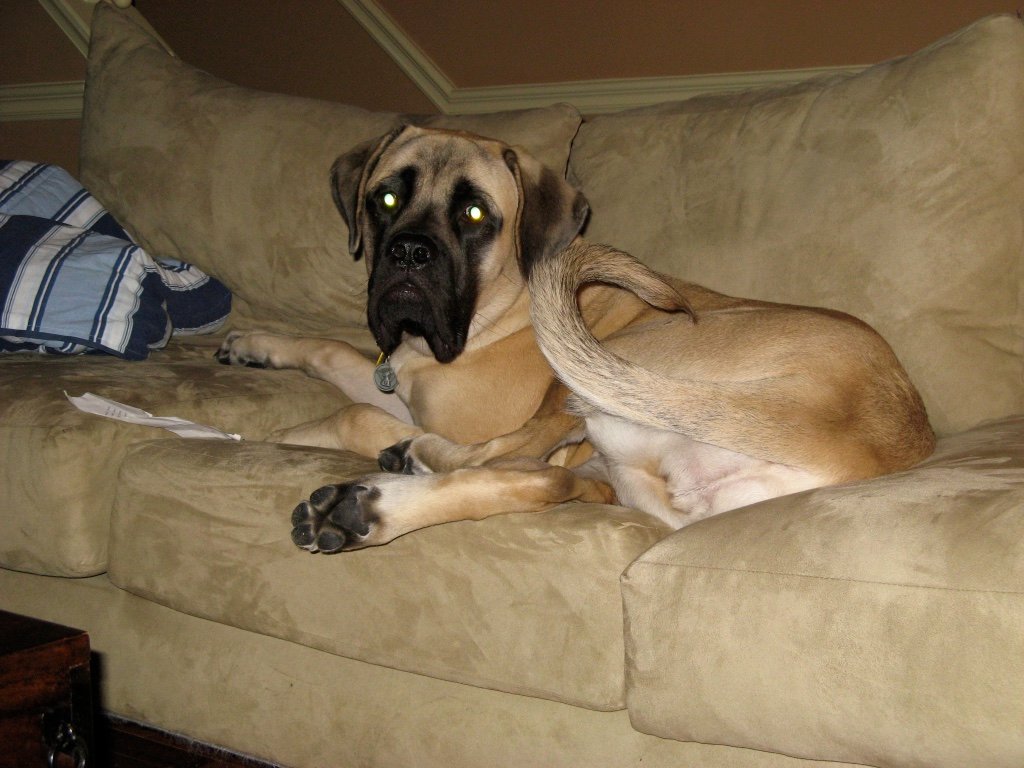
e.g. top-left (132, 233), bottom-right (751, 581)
top-left (571, 15), bottom-right (1024, 436)
top-left (107, 438), bottom-right (667, 710)
top-left (621, 416), bottom-right (1024, 768)
top-left (0, 340), bottom-right (347, 576)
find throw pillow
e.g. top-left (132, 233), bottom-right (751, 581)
top-left (0, 160), bottom-right (230, 359)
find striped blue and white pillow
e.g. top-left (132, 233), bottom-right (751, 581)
top-left (0, 161), bottom-right (230, 360)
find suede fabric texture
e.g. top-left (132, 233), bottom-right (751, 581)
top-left (2, 2), bottom-right (582, 577)
top-left (570, 15), bottom-right (1024, 437)
top-left (106, 438), bottom-right (668, 710)
top-left (621, 416), bottom-right (1024, 768)
top-left (0, 339), bottom-right (347, 576)
top-left (0, 570), bottom-right (861, 768)
top-left (0, 7), bottom-right (1021, 766)
top-left (79, 5), bottom-right (582, 337)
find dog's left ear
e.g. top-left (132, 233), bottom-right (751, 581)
top-left (330, 126), bottom-right (407, 260)
top-left (503, 148), bottom-right (590, 277)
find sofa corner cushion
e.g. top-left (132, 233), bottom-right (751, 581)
top-left (106, 438), bottom-right (668, 711)
top-left (621, 415), bottom-right (1024, 768)
top-left (79, 5), bottom-right (581, 338)
top-left (0, 344), bottom-right (347, 576)
top-left (571, 14), bottom-right (1024, 437)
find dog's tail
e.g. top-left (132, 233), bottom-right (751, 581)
top-left (527, 241), bottom-right (707, 433)
top-left (528, 241), bottom-right (936, 476)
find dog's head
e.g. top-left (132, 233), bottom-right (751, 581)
top-left (331, 125), bottom-right (588, 363)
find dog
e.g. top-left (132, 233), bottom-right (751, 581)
top-left (217, 125), bottom-right (935, 553)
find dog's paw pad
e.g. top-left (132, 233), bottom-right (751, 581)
top-left (290, 483), bottom-right (381, 553)
top-left (327, 487), bottom-right (376, 537)
top-left (290, 502), bottom-right (319, 550)
top-left (291, 500), bottom-right (314, 527)
top-left (290, 523), bottom-right (318, 549)
top-left (310, 485), bottom-right (340, 508)
top-left (315, 530), bottom-right (345, 554)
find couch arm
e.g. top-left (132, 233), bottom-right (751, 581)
top-left (621, 416), bottom-right (1024, 768)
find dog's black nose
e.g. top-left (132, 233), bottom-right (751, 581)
top-left (387, 234), bottom-right (436, 270)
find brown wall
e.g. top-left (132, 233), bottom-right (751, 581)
top-left (1, 120), bottom-right (83, 173)
top-left (0, 1), bottom-right (85, 171)
top-left (1, 0), bottom-right (1020, 174)
top-left (0, 1), bottom-right (84, 84)
top-left (382, 0), bottom-right (1018, 85)
top-left (133, 0), bottom-right (436, 113)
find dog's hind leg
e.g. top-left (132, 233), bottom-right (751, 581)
top-left (270, 402), bottom-right (424, 457)
top-left (290, 460), bottom-right (615, 553)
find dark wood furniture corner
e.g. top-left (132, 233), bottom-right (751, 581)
top-left (0, 609), bottom-right (94, 767)
top-left (1, 610), bottom-right (282, 767)
top-left (101, 717), bottom-right (283, 767)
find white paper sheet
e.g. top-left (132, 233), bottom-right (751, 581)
top-left (65, 391), bottom-right (242, 441)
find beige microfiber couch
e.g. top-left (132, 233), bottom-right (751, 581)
top-left (2, 6), bottom-right (1023, 767)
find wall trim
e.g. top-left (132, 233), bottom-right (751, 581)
top-left (443, 66), bottom-right (864, 115)
top-left (5, 0), bottom-right (867, 123)
top-left (0, 81), bottom-right (85, 122)
top-left (335, 0), bottom-right (865, 114)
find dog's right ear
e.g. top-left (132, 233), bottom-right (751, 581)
top-left (330, 126), bottom-right (406, 260)
top-left (503, 147), bottom-right (590, 278)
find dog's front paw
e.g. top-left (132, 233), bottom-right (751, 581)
top-left (215, 330), bottom-right (271, 368)
top-left (378, 438), bottom-right (431, 475)
top-left (291, 482), bottom-right (381, 553)
top-left (378, 433), bottom-right (462, 475)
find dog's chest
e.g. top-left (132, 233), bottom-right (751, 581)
top-left (584, 412), bottom-right (823, 528)
top-left (391, 341), bottom-right (552, 445)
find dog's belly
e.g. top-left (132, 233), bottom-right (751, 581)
top-left (584, 413), bottom-right (826, 529)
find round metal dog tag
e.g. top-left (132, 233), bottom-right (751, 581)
top-left (374, 357), bottom-right (398, 393)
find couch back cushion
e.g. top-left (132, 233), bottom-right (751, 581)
top-left (80, 6), bottom-right (581, 338)
top-left (571, 15), bottom-right (1024, 437)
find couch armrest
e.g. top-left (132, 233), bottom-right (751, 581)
top-left (621, 416), bottom-right (1024, 768)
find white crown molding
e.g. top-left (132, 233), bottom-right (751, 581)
top-left (4, 0), bottom-right (867, 123)
top-left (0, 81), bottom-right (85, 122)
top-left (444, 65), bottom-right (865, 115)
top-left (335, 0), bottom-right (866, 114)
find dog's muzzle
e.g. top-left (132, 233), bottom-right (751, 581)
top-left (367, 232), bottom-right (471, 364)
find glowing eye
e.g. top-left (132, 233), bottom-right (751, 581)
top-left (466, 204), bottom-right (485, 222)
top-left (381, 192), bottom-right (399, 209)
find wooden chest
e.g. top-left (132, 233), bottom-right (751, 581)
top-left (0, 610), bottom-right (93, 767)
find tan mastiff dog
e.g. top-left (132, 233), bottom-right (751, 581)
top-left (217, 125), bottom-right (935, 553)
